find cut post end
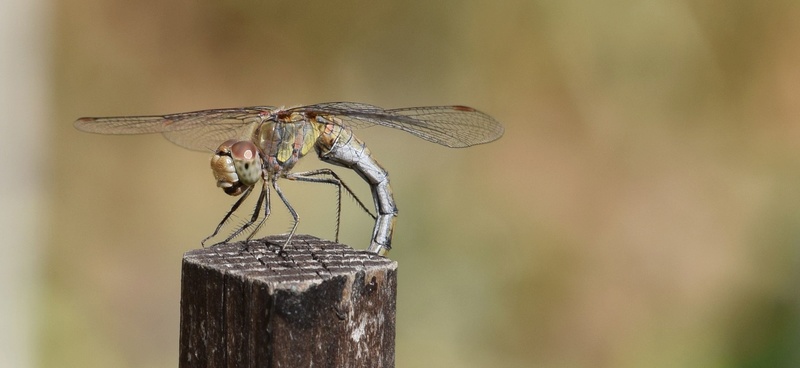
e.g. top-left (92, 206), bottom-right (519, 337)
top-left (179, 234), bottom-right (397, 367)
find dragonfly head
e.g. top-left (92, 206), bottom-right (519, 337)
top-left (210, 140), bottom-right (263, 196)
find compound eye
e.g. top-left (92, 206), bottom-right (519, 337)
top-left (216, 139), bottom-right (238, 155)
top-left (230, 141), bottom-right (262, 186)
top-left (231, 141), bottom-right (258, 161)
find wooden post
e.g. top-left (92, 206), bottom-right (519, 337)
top-left (178, 234), bottom-right (397, 368)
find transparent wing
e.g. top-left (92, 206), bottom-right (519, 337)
top-left (75, 102), bottom-right (504, 151)
top-left (74, 107), bottom-right (275, 152)
top-left (289, 102), bottom-right (504, 148)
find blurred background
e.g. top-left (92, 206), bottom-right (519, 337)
top-left (2, 0), bottom-right (800, 367)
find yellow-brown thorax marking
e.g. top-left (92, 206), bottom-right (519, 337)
top-left (255, 112), bottom-right (325, 177)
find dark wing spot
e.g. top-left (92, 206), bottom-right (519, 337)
top-left (452, 105), bottom-right (477, 112)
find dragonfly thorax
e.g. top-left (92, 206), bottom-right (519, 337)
top-left (255, 120), bottom-right (321, 175)
top-left (210, 140), bottom-right (263, 196)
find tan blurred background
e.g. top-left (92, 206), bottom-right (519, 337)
top-left (2, 0), bottom-right (800, 367)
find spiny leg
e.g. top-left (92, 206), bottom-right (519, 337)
top-left (288, 171), bottom-right (343, 241)
top-left (288, 168), bottom-right (376, 242)
top-left (241, 185), bottom-right (271, 257)
top-left (219, 181), bottom-right (269, 244)
top-left (246, 180), bottom-right (272, 241)
top-left (293, 169), bottom-right (377, 219)
top-left (202, 185), bottom-right (255, 247)
top-left (272, 179), bottom-right (299, 250)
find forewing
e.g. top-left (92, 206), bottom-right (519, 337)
top-left (74, 107), bottom-right (274, 152)
top-left (382, 106), bottom-right (504, 147)
top-left (291, 102), bottom-right (504, 148)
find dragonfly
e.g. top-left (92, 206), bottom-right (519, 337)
top-left (75, 102), bottom-right (504, 255)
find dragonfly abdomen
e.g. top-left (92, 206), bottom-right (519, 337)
top-left (315, 121), bottom-right (397, 254)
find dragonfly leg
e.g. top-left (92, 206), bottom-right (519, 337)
top-left (202, 185), bottom-right (255, 247)
top-left (218, 181), bottom-right (269, 244)
top-left (245, 180), bottom-right (272, 241)
top-left (272, 180), bottom-right (299, 250)
top-left (287, 168), bottom-right (376, 243)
